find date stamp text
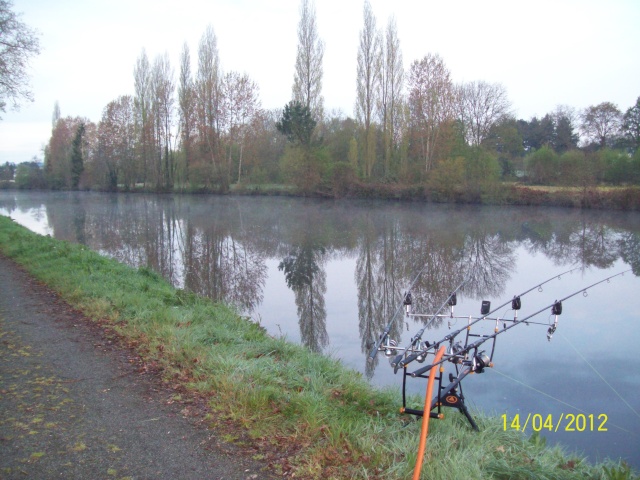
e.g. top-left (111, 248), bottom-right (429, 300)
top-left (501, 413), bottom-right (608, 433)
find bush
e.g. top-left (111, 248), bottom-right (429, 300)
top-left (15, 162), bottom-right (46, 189)
top-left (526, 146), bottom-right (559, 184)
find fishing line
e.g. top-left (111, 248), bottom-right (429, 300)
top-left (488, 368), bottom-right (637, 437)
top-left (559, 331), bottom-right (640, 422)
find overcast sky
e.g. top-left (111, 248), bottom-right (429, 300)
top-left (1, 0), bottom-right (639, 164)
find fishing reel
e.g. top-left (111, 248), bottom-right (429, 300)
top-left (447, 342), bottom-right (464, 364)
top-left (383, 338), bottom-right (398, 358)
top-left (414, 341), bottom-right (432, 363)
top-left (472, 351), bottom-right (491, 373)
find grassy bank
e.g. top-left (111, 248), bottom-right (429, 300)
top-left (0, 215), bottom-right (636, 479)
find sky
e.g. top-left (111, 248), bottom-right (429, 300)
top-left (1, 0), bottom-right (639, 164)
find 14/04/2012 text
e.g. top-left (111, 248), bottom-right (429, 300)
top-left (502, 413), bottom-right (608, 433)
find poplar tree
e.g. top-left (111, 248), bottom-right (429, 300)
top-left (292, 0), bottom-right (324, 122)
top-left (134, 49), bottom-right (153, 186)
top-left (178, 43), bottom-right (196, 184)
top-left (151, 53), bottom-right (174, 190)
top-left (378, 16), bottom-right (403, 176)
top-left (196, 25), bottom-right (222, 187)
top-left (70, 123), bottom-right (85, 189)
top-left (355, 0), bottom-right (381, 178)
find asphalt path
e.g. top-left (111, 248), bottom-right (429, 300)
top-left (0, 254), bottom-right (276, 480)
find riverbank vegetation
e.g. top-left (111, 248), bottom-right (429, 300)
top-left (1, 215), bottom-right (637, 479)
top-left (2, 1), bottom-right (640, 210)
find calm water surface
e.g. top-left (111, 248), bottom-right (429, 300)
top-left (1, 191), bottom-right (639, 469)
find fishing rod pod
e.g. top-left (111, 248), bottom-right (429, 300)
top-left (382, 268), bottom-right (631, 433)
top-left (395, 266), bottom-right (587, 371)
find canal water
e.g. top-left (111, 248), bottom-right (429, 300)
top-left (1, 191), bottom-right (639, 469)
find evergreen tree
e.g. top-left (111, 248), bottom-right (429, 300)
top-left (70, 123), bottom-right (85, 189)
top-left (276, 101), bottom-right (316, 147)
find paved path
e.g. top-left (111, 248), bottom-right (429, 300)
top-left (0, 254), bottom-right (275, 480)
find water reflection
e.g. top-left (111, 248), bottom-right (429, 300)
top-left (279, 242), bottom-right (328, 353)
top-left (1, 193), bottom-right (638, 357)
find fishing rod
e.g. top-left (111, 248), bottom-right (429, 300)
top-left (396, 266), bottom-right (583, 370)
top-left (409, 269), bottom-right (631, 379)
top-left (368, 263), bottom-right (430, 360)
top-left (389, 276), bottom-right (469, 372)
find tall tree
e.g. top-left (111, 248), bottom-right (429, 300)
top-left (96, 95), bottom-right (135, 190)
top-left (0, 0), bottom-right (40, 117)
top-left (196, 25), bottom-right (223, 188)
top-left (457, 81), bottom-right (511, 146)
top-left (70, 123), bottom-right (85, 189)
top-left (151, 52), bottom-right (175, 190)
top-left (407, 53), bottom-right (454, 172)
top-left (292, 0), bottom-right (324, 122)
top-left (378, 16), bottom-right (403, 176)
top-left (51, 101), bottom-right (60, 130)
top-left (355, 0), bottom-right (381, 178)
top-left (133, 49), bottom-right (153, 186)
top-left (44, 116), bottom-right (88, 189)
top-left (552, 106), bottom-right (579, 153)
top-left (221, 71), bottom-right (261, 184)
top-left (178, 42), bottom-right (196, 184)
top-left (580, 101), bottom-right (622, 148)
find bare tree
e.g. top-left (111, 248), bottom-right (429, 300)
top-left (151, 52), bottom-right (175, 190)
top-left (580, 101), bottom-right (622, 148)
top-left (457, 80), bottom-right (511, 146)
top-left (355, 0), bottom-right (382, 178)
top-left (407, 54), bottom-right (454, 172)
top-left (96, 95), bottom-right (135, 190)
top-left (0, 0), bottom-right (40, 117)
top-left (221, 71), bottom-right (261, 184)
top-left (195, 25), bottom-right (223, 187)
top-left (178, 42), bottom-right (196, 185)
top-left (292, 0), bottom-right (324, 122)
top-left (134, 49), bottom-right (153, 186)
top-left (378, 16), bottom-right (404, 175)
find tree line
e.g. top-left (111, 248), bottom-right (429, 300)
top-left (4, 0), bottom-right (640, 199)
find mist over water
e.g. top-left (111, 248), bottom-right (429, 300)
top-left (2, 191), bottom-right (639, 469)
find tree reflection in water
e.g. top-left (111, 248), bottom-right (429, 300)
top-left (0, 192), bottom-right (638, 364)
top-left (279, 243), bottom-right (328, 353)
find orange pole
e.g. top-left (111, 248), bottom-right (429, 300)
top-left (412, 346), bottom-right (446, 480)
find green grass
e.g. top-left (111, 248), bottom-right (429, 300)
top-left (0, 215), bottom-right (637, 479)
